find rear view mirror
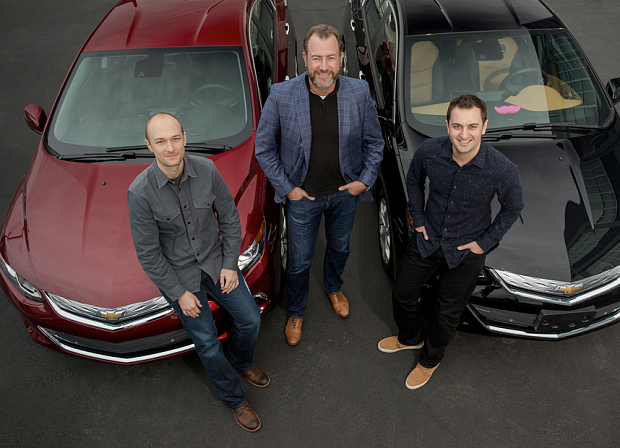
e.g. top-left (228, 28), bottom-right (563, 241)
top-left (24, 104), bottom-right (47, 134)
top-left (606, 78), bottom-right (620, 104)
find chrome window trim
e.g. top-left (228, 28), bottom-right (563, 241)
top-left (43, 291), bottom-right (174, 331)
top-left (466, 304), bottom-right (620, 340)
top-left (39, 327), bottom-right (195, 364)
top-left (489, 268), bottom-right (620, 306)
top-left (248, 0), bottom-right (277, 107)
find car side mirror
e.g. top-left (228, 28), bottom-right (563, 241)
top-left (24, 104), bottom-right (47, 134)
top-left (606, 78), bottom-right (620, 104)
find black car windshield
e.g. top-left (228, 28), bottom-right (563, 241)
top-left (403, 29), bottom-right (611, 136)
top-left (48, 47), bottom-right (253, 156)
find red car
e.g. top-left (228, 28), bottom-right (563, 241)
top-left (0, 0), bottom-right (296, 364)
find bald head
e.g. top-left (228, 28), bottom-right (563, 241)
top-left (145, 112), bottom-right (184, 143)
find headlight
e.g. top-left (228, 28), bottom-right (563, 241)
top-left (0, 252), bottom-right (43, 302)
top-left (238, 220), bottom-right (265, 273)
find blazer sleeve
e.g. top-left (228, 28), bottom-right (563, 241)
top-left (357, 84), bottom-right (384, 188)
top-left (255, 89), bottom-right (296, 200)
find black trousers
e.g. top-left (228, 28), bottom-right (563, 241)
top-left (392, 237), bottom-right (485, 368)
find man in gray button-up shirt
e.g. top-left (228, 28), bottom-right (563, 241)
top-left (128, 113), bottom-right (268, 432)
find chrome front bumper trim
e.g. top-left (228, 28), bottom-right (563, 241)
top-left (38, 327), bottom-right (195, 364)
top-left (43, 291), bottom-right (174, 331)
top-left (488, 268), bottom-right (620, 306)
top-left (466, 304), bottom-right (620, 340)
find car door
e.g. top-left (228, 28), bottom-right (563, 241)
top-left (249, 0), bottom-right (277, 106)
top-left (360, 0), bottom-right (410, 276)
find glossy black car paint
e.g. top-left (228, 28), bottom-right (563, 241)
top-left (346, 0), bottom-right (620, 338)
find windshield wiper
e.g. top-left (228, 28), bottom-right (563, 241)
top-left (106, 145), bottom-right (149, 152)
top-left (106, 143), bottom-right (232, 154)
top-left (184, 143), bottom-right (232, 154)
top-left (61, 152), bottom-right (154, 161)
top-left (485, 122), bottom-right (602, 134)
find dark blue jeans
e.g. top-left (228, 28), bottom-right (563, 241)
top-left (286, 190), bottom-right (357, 318)
top-left (161, 270), bottom-right (261, 409)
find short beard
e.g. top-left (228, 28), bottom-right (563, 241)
top-left (309, 70), bottom-right (338, 91)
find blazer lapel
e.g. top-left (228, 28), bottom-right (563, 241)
top-left (294, 76), bottom-right (312, 166)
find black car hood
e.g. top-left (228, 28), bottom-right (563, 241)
top-left (485, 123), bottom-right (620, 282)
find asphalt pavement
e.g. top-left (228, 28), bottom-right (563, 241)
top-left (1, 0), bottom-right (619, 447)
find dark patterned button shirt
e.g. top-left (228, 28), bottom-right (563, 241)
top-left (128, 156), bottom-right (241, 300)
top-left (407, 136), bottom-right (524, 269)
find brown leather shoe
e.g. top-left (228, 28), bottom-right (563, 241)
top-left (237, 364), bottom-right (270, 388)
top-left (285, 316), bottom-right (304, 346)
top-left (231, 402), bottom-right (261, 432)
top-left (326, 291), bottom-right (349, 318)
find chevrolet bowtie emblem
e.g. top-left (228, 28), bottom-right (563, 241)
top-left (100, 310), bottom-right (125, 320)
top-left (555, 284), bottom-right (583, 294)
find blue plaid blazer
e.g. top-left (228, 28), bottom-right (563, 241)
top-left (255, 73), bottom-right (384, 203)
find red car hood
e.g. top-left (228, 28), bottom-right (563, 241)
top-left (10, 136), bottom-right (258, 308)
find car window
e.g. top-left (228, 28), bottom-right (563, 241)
top-left (49, 47), bottom-right (253, 154)
top-left (373, 10), bottom-right (397, 109)
top-left (250, 0), bottom-right (276, 105)
top-left (364, 0), bottom-right (391, 45)
top-left (403, 30), bottom-right (611, 135)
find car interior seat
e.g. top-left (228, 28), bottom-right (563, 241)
top-left (444, 40), bottom-right (480, 97)
top-left (409, 41), bottom-right (440, 106)
top-left (475, 37), bottom-right (518, 91)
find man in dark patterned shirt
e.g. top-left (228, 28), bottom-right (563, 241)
top-left (378, 94), bottom-right (524, 390)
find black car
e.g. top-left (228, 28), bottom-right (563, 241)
top-left (345, 0), bottom-right (620, 339)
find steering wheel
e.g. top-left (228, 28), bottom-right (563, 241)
top-left (499, 67), bottom-right (546, 96)
top-left (191, 84), bottom-right (240, 109)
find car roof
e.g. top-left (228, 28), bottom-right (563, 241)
top-left (83, 0), bottom-right (247, 52)
top-left (400, 0), bottom-right (564, 36)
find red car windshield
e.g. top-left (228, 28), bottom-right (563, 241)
top-left (48, 47), bottom-right (253, 156)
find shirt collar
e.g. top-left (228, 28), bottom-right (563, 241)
top-left (152, 156), bottom-right (197, 188)
top-left (437, 137), bottom-right (486, 169)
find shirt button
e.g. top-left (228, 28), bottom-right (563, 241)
top-left (192, 237), bottom-right (195, 241)
top-left (187, 221), bottom-right (191, 225)
top-left (166, 218), bottom-right (170, 221)
top-left (453, 186), bottom-right (457, 189)
top-left (451, 201), bottom-right (454, 204)
top-left (184, 205), bottom-right (187, 209)
top-left (196, 253), bottom-right (200, 257)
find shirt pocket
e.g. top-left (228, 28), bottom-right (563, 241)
top-left (154, 206), bottom-right (183, 238)
top-left (193, 192), bottom-right (216, 228)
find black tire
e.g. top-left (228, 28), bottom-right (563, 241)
top-left (377, 186), bottom-right (395, 278)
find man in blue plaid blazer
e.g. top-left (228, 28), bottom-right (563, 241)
top-left (255, 25), bottom-right (384, 346)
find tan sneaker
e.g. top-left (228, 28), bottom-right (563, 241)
top-left (405, 363), bottom-right (438, 390)
top-left (378, 336), bottom-right (424, 353)
top-left (285, 316), bottom-right (304, 346)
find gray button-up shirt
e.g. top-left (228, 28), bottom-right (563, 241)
top-left (128, 156), bottom-right (241, 300)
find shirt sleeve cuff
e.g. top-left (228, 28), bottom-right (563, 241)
top-left (278, 180), bottom-right (296, 199)
top-left (476, 234), bottom-right (496, 253)
top-left (409, 210), bottom-right (425, 228)
top-left (167, 284), bottom-right (188, 302)
top-left (222, 257), bottom-right (239, 271)
top-left (358, 172), bottom-right (374, 188)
